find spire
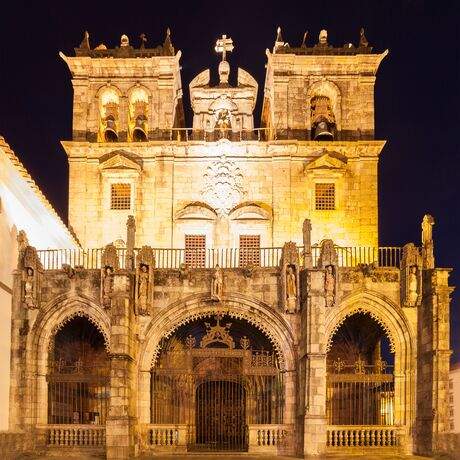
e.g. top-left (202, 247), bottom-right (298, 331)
top-left (163, 28), bottom-right (174, 55)
top-left (79, 30), bottom-right (90, 50)
top-left (273, 26), bottom-right (285, 53)
top-left (301, 31), bottom-right (308, 48)
top-left (359, 27), bottom-right (369, 47)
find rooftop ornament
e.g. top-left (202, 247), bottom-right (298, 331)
top-left (215, 34), bottom-right (234, 84)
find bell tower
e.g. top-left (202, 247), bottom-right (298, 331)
top-left (61, 30), bottom-right (184, 143)
top-left (262, 28), bottom-right (387, 140)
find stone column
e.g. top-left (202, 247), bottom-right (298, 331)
top-left (300, 269), bottom-right (327, 457)
top-left (106, 271), bottom-right (138, 459)
top-left (415, 268), bottom-right (453, 456)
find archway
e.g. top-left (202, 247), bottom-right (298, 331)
top-left (150, 313), bottom-right (284, 452)
top-left (47, 316), bottom-right (110, 425)
top-left (326, 312), bottom-right (395, 426)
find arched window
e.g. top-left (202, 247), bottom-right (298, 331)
top-left (129, 87), bottom-right (149, 142)
top-left (47, 316), bottom-right (110, 425)
top-left (99, 88), bottom-right (120, 142)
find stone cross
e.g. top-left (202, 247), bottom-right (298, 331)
top-left (215, 34), bottom-right (234, 62)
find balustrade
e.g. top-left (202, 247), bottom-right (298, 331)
top-left (248, 425), bottom-right (291, 452)
top-left (326, 426), bottom-right (399, 448)
top-left (46, 425), bottom-right (105, 447)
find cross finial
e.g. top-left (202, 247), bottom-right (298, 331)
top-left (215, 34), bottom-right (234, 62)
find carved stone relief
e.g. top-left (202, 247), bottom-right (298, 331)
top-left (280, 242), bottom-right (300, 313)
top-left (400, 242), bottom-right (422, 307)
top-left (135, 245), bottom-right (155, 316)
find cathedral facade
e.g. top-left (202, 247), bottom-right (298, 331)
top-left (6, 29), bottom-right (454, 459)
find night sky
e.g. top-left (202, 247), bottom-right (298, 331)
top-left (0, 1), bottom-right (458, 361)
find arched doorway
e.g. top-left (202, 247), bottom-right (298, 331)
top-left (150, 313), bottom-right (284, 451)
top-left (47, 316), bottom-right (110, 425)
top-left (326, 312), bottom-right (397, 447)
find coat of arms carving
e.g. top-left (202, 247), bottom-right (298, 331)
top-left (201, 155), bottom-right (245, 216)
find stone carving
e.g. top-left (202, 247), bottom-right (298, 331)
top-left (280, 242), bottom-right (300, 313)
top-left (325, 265), bottom-right (336, 307)
top-left (317, 239), bottom-right (338, 268)
top-left (401, 242), bottom-right (422, 307)
top-left (211, 264), bottom-right (223, 301)
top-left (17, 230), bottom-right (29, 265)
top-left (20, 245), bottom-right (42, 310)
top-left (100, 243), bottom-right (118, 309)
top-left (302, 219), bottom-right (313, 268)
top-left (421, 214), bottom-right (435, 269)
top-left (240, 336), bottom-right (250, 350)
top-left (201, 156), bottom-right (245, 216)
top-left (135, 246), bottom-right (155, 316)
top-left (185, 334), bottom-right (196, 349)
top-left (200, 315), bottom-right (235, 349)
top-left (126, 215), bottom-right (136, 270)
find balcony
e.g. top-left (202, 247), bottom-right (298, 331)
top-left (36, 246), bottom-right (403, 271)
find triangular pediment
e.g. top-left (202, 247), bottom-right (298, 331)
top-left (99, 152), bottom-right (142, 171)
top-left (305, 151), bottom-right (347, 171)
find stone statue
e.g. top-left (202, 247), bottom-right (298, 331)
top-left (211, 264), bottom-right (223, 301)
top-left (408, 266), bottom-right (418, 306)
top-left (285, 265), bottom-right (297, 313)
top-left (126, 215), bottom-right (136, 270)
top-left (325, 265), bottom-right (335, 307)
top-left (101, 266), bottom-right (113, 309)
top-left (135, 246), bottom-right (155, 316)
top-left (319, 29), bottom-right (328, 45)
top-left (421, 214), bottom-right (435, 269)
top-left (24, 267), bottom-right (36, 309)
top-left (359, 28), bottom-right (369, 47)
top-left (137, 264), bottom-right (149, 315)
top-left (318, 239), bottom-right (338, 268)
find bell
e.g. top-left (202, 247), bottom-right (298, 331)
top-left (133, 116), bottom-right (147, 142)
top-left (314, 121), bottom-right (334, 141)
top-left (104, 116), bottom-right (118, 142)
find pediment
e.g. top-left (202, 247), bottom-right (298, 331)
top-left (305, 151), bottom-right (347, 171)
top-left (99, 152), bottom-right (142, 172)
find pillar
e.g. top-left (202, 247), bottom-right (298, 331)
top-left (106, 271), bottom-right (138, 459)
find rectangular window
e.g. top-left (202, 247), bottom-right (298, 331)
top-left (315, 183), bottom-right (335, 210)
top-left (185, 235), bottom-right (206, 268)
top-left (239, 235), bottom-right (261, 267)
top-left (110, 183), bottom-right (131, 210)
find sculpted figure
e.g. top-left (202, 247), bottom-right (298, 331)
top-left (408, 266), bottom-right (418, 306)
top-left (24, 267), bottom-right (36, 309)
top-left (211, 264), bottom-right (223, 301)
top-left (137, 263), bottom-right (149, 315)
top-left (102, 266), bottom-right (113, 309)
top-left (285, 265), bottom-right (297, 313)
top-left (325, 265), bottom-right (335, 307)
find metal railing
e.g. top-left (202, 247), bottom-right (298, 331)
top-left (36, 246), bottom-right (403, 271)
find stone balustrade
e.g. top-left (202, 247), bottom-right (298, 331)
top-left (248, 424), bottom-right (291, 453)
top-left (326, 425), bottom-right (400, 448)
top-left (145, 424), bottom-right (187, 450)
top-left (46, 424), bottom-right (106, 447)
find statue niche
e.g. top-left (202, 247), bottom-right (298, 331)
top-left (135, 246), bottom-right (155, 316)
top-left (281, 242), bottom-right (300, 313)
top-left (20, 245), bottom-right (42, 310)
top-left (318, 239), bottom-right (339, 307)
top-left (100, 243), bottom-right (119, 309)
top-left (400, 242), bottom-right (422, 307)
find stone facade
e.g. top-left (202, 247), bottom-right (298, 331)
top-left (4, 29), bottom-right (454, 459)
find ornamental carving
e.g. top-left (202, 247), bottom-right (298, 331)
top-left (400, 243), bottom-right (422, 307)
top-left (200, 314), bottom-right (235, 349)
top-left (135, 246), bottom-right (155, 316)
top-left (21, 245), bottom-right (42, 310)
top-left (201, 156), bottom-right (246, 216)
top-left (280, 242), bottom-right (300, 313)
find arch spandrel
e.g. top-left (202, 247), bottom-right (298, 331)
top-left (139, 293), bottom-right (297, 372)
top-left (325, 289), bottom-right (415, 358)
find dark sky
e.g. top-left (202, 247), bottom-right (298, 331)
top-left (0, 0), bottom-right (459, 361)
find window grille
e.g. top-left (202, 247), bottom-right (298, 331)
top-left (239, 235), bottom-right (260, 267)
top-left (110, 183), bottom-right (131, 210)
top-left (315, 183), bottom-right (335, 210)
top-left (185, 235), bottom-right (206, 268)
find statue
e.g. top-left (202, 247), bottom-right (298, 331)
top-left (135, 246), bottom-right (155, 316)
top-left (126, 215), bottom-right (136, 270)
top-left (317, 239), bottom-right (338, 268)
top-left (408, 266), bottom-right (418, 306)
top-left (319, 29), bottom-right (328, 45)
top-left (101, 266), bottom-right (113, 309)
top-left (421, 214), bottom-right (435, 269)
top-left (211, 264), bottom-right (223, 301)
top-left (325, 265), bottom-right (336, 307)
top-left (359, 28), bottom-right (369, 47)
top-left (24, 267), bottom-right (36, 309)
top-left (285, 265), bottom-right (298, 313)
top-left (281, 242), bottom-right (300, 313)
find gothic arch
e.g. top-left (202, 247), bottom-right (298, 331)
top-left (305, 79), bottom-right (342, 131)
top-left (139, 293), bottom-right (296, 372)
top-left (325, 289), bottom-right (414, 357)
